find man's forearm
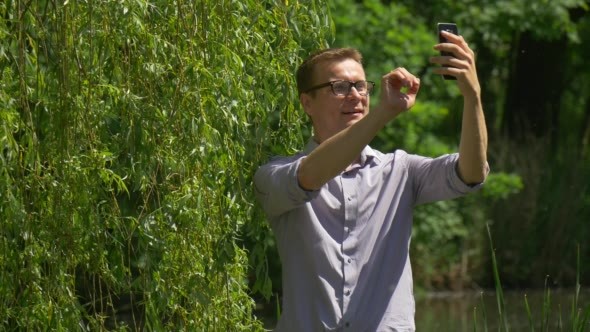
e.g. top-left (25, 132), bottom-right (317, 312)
top-left (458, 95), bottom-right (488, 184)
top-left (298, 110), bottom-right (390, 191)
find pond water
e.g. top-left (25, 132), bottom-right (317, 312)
top-left (416, 288), bottom-right (590, 331)
top-left (257, 288), bottom-right (590, 331)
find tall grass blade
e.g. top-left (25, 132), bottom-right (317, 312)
top-left (480, 292), bottom-right (489, 332)
top-left (275, 293), bottom-right (281, 322)
top-left (524, 293), bottom-right (534, 332)
top-left (486, 223), bottom-right (509, 331)
top-left (578, 305), bottom-right (590, 332)
top-left (541, 276), bottom-right (552, 332)
top-left (572, 244), bottom-right (582, 330)
top-left (474, 306), bottom-right (478, 332)
top-left (558, 303), bottom-right (562, 331)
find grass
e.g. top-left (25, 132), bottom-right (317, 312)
top-left (482, 224), bottom-right (590, 332)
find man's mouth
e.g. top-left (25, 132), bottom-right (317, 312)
top-left (342, 109), bottom-right (363, 115)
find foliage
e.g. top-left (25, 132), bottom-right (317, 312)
top-left (328, 0), bottom-right (590, 292)
top-left (480, 173), bottom-right (523, 200)
top-left (329, 0), bottom-right (528, 290)
top-left (0, 0), bottom-right (331, 329)
top-left (2, 0), bottom-right (589, 328)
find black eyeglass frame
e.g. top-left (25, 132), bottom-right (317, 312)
top-left (302, 80), bottom-right (376, 96)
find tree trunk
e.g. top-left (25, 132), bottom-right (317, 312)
top-left (503, 31), bottom-right (568, 146)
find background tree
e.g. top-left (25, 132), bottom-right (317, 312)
top-left (329, 0), bottom-right (590, 290)
top-left (0, 0), bottom-right (331, 329)
top-left (2, 0), bottom-right (589, 329)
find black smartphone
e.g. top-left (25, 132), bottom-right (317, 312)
top-left (437, 23), bottom-right (459, 80)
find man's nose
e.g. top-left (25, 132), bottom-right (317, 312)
top-left (347, 86), bottom-right (363, 100)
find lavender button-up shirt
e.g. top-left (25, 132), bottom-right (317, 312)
top-left (254, 140), bottom-right (486, 332)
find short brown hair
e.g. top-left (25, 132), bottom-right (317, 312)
top-left (296, 48), bottom-right (363, 96)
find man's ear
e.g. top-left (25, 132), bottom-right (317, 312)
top-left (300, 93), bottom-right (313, 117)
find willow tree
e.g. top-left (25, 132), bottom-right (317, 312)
top-left (0, 0), bottom-right (331, 329)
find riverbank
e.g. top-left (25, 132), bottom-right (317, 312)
top-left (416, 288), bottom-right (590, 331)
top-left (254, 288), bottom-right (590, 331)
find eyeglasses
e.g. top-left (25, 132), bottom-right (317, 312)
top-left (303, 80), bottom-right (375, 96)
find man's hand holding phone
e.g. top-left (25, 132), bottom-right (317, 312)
top-left (431, 23), bottom-right (481, 100)
top-left (436, 23), bottom-right (459, 80)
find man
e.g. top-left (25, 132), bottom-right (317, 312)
top-left (254, 30), bottom-right (488, 331)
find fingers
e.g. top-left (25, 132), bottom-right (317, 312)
top-left (439, 30), bottom-right (474, 56)
top-left (377, 67), bottom-right (421, 115)
top-left (384, 67), bottom-right (420, 94)
top-left (430, 56), bottom-right (472, 70)
top-left (431, 32), bottom-right (477, 79)
top-left (433, 43), bottom-right (472, 62)
top-left (436, 31), bottom-right (475, 63)
top-left (429, 54), bottom-right (474, 80)
top-left (431, 32), bottom-right (481, 96)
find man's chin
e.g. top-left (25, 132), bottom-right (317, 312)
top-left (345, 112), bottom-right (365, 124)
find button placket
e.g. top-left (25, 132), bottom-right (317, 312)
top-left (341, 170), bottom-right (358, 313)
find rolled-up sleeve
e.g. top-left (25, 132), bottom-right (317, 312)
top-left (254, 155), bottom-right (320, 218)
top-left (407, 153), bottom-right (489, 205)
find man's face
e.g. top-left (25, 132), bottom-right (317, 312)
top-left (301, 59), bottom-right (369, 143)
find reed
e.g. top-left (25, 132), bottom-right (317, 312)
top-left (483, 225), bottom-right (590, 332)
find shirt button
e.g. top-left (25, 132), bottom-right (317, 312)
top-left (347, 258), bottom-right (352, 263)
top-left (345, 289), bottom-right (351, 296)
top-left (347, 197), bottom-right (352, 201)
top-left (345, 322), bottom-right (350, 328)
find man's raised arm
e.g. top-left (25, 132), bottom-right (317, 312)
top-left (431, 31), bottom-right (488, 184)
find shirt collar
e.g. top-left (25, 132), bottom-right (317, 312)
top-left (303, 137), bottom-right (380, 167)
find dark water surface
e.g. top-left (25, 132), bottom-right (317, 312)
top-left (416, 288), bottom-right (590, 331)
top-left (257, 288), bottom-right (590, 331)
